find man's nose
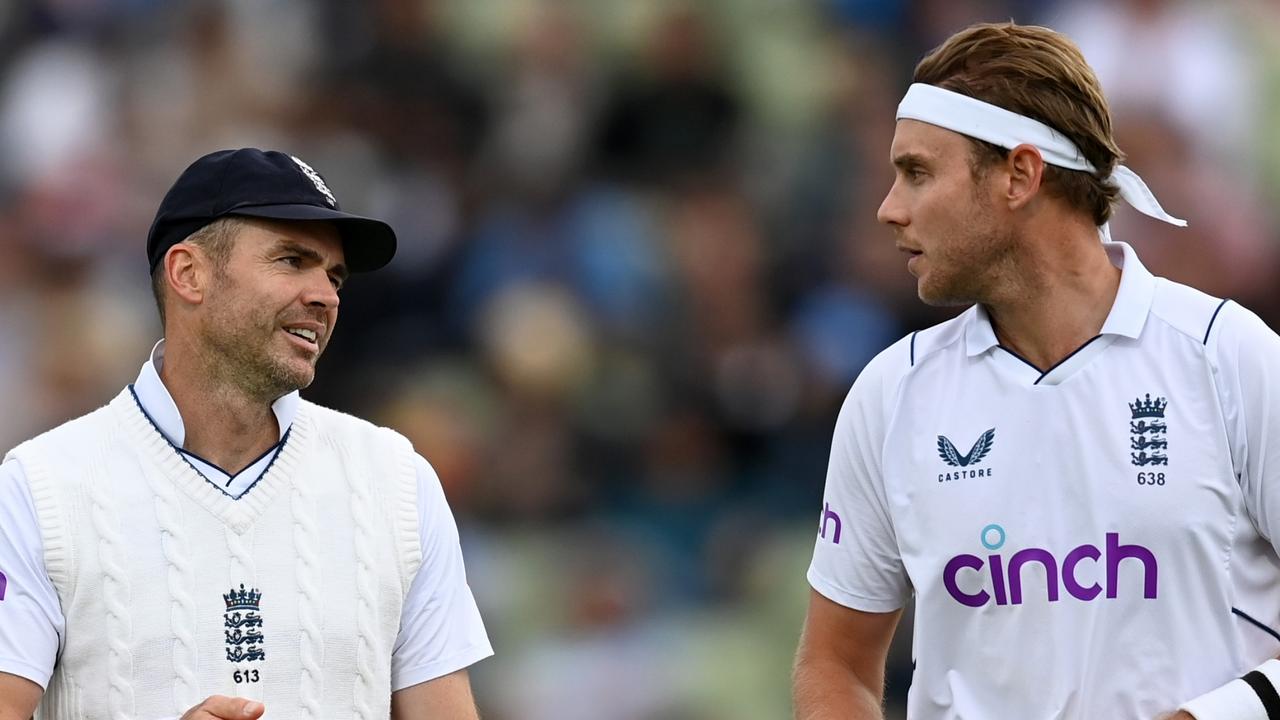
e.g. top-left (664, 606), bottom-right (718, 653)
top-left (877, 181), bottom-right (907, 226)
top-left (302, 271), bottom-right (340, 309)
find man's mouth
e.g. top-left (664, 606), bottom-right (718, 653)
top-left (283, 326), bottom-right (321, 347)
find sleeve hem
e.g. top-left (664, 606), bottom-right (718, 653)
top-left (807, 569), bottom-right (907, 613)
top-left (391, 643), bottom-right (495, 692)
top-left (0, 656), bottom-right (52, 690)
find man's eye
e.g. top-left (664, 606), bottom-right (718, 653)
top-left (279, 256), bottom-right (302, 267)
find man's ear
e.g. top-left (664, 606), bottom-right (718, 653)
top-left (1005, 143), bottom-right (1046, 211)
top-left (163, 244), bottom-right (206, 307)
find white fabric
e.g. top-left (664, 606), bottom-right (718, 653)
top-left (1178, 657), bottom-right (1280, 720)
top-left (0, 458), bottom-right (62, 686)
top-left (0, 366), bottom-right (491, 707)
top-left (896, 83), bottom-right (1188, 228)
top-left (135, 340), bottom-right (299, 498)
top-left (808, 242), bottom-right (1280, 718)
top-left (1179, 679), bottom-right (1267, 720)
top-left (1262, 658), bottom-right (1280, 693)
top-left (12, 393), bottom-right (412, 718)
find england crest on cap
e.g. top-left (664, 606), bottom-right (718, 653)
top-left (290, 155), bottom-right (337, 207)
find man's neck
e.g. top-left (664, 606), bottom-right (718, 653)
top-left (984, 223), bottom-right (1121, 371)
top-left (159, 338), bottom-right (281, 474)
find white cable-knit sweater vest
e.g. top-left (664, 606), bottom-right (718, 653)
top-left (6, 389), bottom-right (423, 720)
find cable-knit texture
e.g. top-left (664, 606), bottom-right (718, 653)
top-left (140, 460), bottom-right (200, 713)
top-left (34, 665), bottom-right (82, 720)
top-left (391, 434), bottom-right (423, 595)
top-left (87, 443), bottom-right (136, 720)
top-left (12, 458), bottom-right (73, 593)
top-left (223, 523), bottom-right (261, 703)
top-left (290, 475), bottom-right (324, 718)
top-left (19, 391), bottom-right (429, 719)
top-left (338, 441), bottom-right (379, 720)
top-left (13, 453), bottom-right (80, 720)
top-left (223, 524), bottom-right (256, 590)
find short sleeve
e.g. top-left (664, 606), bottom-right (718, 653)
top-left (806, 337), bottom-right (913, 612)
top-left (0, 458), bottom-right (63, 688)
top-left (1213, 304), bottom-right (1280, 548)
top-left (390, 456), bottom-right (493, 691)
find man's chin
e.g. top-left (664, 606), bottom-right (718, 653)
top-left (284, 367), bottom-right (316, 392)
top-left (917, 278), bottom-right (977, 308)
top-left (265, 360), bottom-right (316, 396)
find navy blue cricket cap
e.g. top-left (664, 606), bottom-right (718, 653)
top-left (146, 148), bottom-right (396, 273)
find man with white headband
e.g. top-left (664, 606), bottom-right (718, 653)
top-left (793, 22), bottom-right (1280, 720)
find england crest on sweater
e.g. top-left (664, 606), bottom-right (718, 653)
top-left (224, 584), bottom-right (266, 666)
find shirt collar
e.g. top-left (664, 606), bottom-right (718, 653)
top-left (133, 339), bottom-right (300, 447)
top-left (964, 241), bottom-right (1156, 357)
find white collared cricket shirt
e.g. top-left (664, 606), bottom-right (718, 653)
top-left (808, 242), bottom-right (1280, 718)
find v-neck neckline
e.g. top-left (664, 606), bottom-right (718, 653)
top-left (112, 388), bottom-right (309, 534)
top-left (990, 334), bottom-right (1120, 387)
top-left (958, 242), bottom-right (1156, 387)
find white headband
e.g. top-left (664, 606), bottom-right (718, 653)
top-left (896, 83), bottom-right (1186, 229)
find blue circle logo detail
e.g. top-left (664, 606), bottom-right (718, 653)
top-left (981, 524), bottom-right (1006, 551)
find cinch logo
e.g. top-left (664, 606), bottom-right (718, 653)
top-left (818, 503), bottom-right (843, 544)
top-left (943, 524), bottom-right (1157, 607)
top-left (0, 570), bottom-right (6, 601)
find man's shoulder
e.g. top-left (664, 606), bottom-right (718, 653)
top-left (298, 400), bottom-right (414, 452)
top-left (905, 309), bottom-right (971, 368)
top-left (1148, 277), bottom-right (1229, 345)
top-left (1149, 278), bottom-right (1278, 356)
top-left (1201, 299), bottom-right (1280, 369)
top-left (4, 389), bottom-right (130, 464)
top-left (862, 309), bottom-right (970, 380)
top-left (848, 310), bottom-right (971, 407)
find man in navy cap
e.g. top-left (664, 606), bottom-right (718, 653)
top-left (0, 149), bottom-right (492, 719)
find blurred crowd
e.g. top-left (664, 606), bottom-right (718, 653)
top-left (2, 0), bottom-right (1279, 717)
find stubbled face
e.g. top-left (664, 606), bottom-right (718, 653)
top-left (877, 120), bottom-right (1016, 306)
top-left (199, 219), bottom-right (347, 402)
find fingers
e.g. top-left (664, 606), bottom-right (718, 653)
top-left (181, 695), bottom-right (265, 720)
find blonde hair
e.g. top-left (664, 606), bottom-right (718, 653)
top-left (914, 22), bottom-right (1123, 224)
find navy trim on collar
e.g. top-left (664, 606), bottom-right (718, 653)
top-left (965, 241), bottom-right (1156, 358)
top-left (126, 384), bottom-right (289, 501)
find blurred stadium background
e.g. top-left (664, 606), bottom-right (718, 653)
top-left (1, 0), bottom-right (1278, 717)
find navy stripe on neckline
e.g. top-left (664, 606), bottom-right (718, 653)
top-left (234, 428), bottom-right (290, 499)
top-left (181, 441), bottom-right (283, 486)
top-left (126, 384), bottom-right (289, 501)
top-left (1233, 606), bottom-right (1280, 645)
top-left (1203, 298), bottom-right (1230, 345)
top-left (1033, 335), bottom-right (1104, 385)
top-left (996, 345), bottom-right (1042, 373)
top-left (996, 335), bottom-right (1104, 385)
top-left (910, 331), bottom-right (919, 367)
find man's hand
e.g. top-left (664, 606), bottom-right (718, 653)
top-left (180, 696), bottom-right (265, 720)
